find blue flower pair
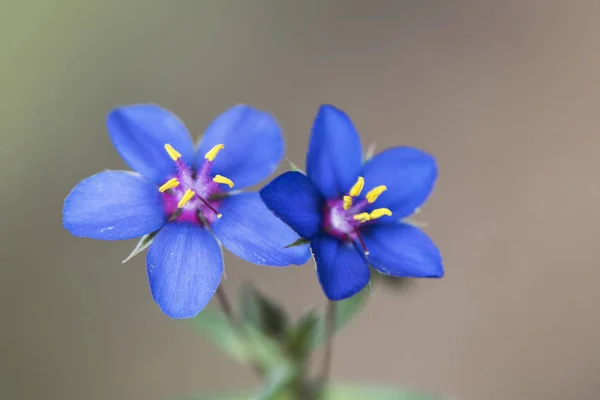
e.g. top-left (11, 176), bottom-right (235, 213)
top-left (63, 103), bottom-right (442, 319)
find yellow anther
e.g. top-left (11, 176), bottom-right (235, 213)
top-left (217, 213), bottom-right (223, 218)
top-left (349, 176), bottom-right (365, 197)
top-left (342, 196), bottom-right (353, 210)
top-left (213, 174), bottom-right (234, 188)
top-left (164, 144), bottom-right (181, 161)
top-left (369, 208), bottom-right (392, 220)
top-left (205, 144), bottom-right (225, 162)
top-left (177, 189), bottom-right (195, 208)
top-left (353, 212), bottom-right (371, 223)
top-left (366, 185), bottom-right (387, 203)
top-left (158, 178), bottom-right (180, 193)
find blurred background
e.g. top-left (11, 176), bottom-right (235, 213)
top-left (2, 1), bottom-right (600, 399)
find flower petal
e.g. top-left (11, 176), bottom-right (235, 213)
top-left (107, 104), bottom-right (195, 184)
top-left (306, 105), bottom-right (363, 198)
top-left (147, 223), bottom-right (223, 319)
top-left (361, 146), bottom-right (437, 219)
top-left (196, 105), bottom-right (283, 190)
top-left (63, 171), bottom-right (166, 240)
top-left (310, 234), bottom-right (370, 301)
top-left (361, 222), bottom-right (443, 278)
top-left (259, 171), bottom-right (324, 239)
top-left (212, 192), bottom-right (311, 266)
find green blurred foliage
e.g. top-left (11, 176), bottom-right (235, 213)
top-left (180, 382), bottom-right (439, 400)
top-left (187, 284), bottom-right (437, 399)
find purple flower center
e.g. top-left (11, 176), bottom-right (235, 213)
top-left (158, 143), bottom-right (234, 226)
top-left (321, 176), bottom-right (393, 254)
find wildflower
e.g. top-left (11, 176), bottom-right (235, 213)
top-left (63, 104), bottom-right (310, 318)
top-left (260, 105), bottom-right (443, 300)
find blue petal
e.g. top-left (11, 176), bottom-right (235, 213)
top-left (259, 171), bottom-right (324, 239)
top-left (107, 104), bottom-right (195, 185)
top-left (212, 192), bottom-right (311, 266)
top-left (63, 171), bottom-right (166, 240)
top-left (310, 234), bottom-right (370, 301)
top-left (196, 105), bottom-right (283, 190)
top-left (361, 222), bottom-right (443, 278)
top-left (306, 105), bottom-right (363, 198)
top-left (147, 223), bottom-right (223, 319)
top-left (361, 146), bottom-right (437, 219)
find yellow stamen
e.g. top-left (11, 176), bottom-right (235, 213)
top-left (353, 212), bottom-right (371, 223)
top-left (366, 185), bottom-right (387, 203)
top-left (343, 196), bottom-right (353, 211)
top-left (164, 144), bottom-right (181, 161)
top-left (205, 144), bottom-right (225, 162)
top-left (369, 208), bottom-right (392, 220)
top-left (158, 178), bottom-right (180, 193)
top-left (349, 176), bottom-right (365, 197)
top-left (213, 174), bottom-right (234, 188)
top-left (177, 189), bottom-right (195, 208)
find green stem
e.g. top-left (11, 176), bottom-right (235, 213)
top-left (215, 285), bottom-right (235, 323)
top-left (320, 300), bottom-right (336, 396)
top-left (215, 284), bottom-right (264, 377)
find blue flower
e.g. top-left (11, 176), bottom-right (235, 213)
top-left (259, 104), bottom-right (443, 301)
top-left (63, 104), bottom-right (310, 318)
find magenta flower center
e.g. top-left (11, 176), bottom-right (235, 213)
top-left (321, 176), bottom-right (392, 254)
top-left (158, 144), bottom-right (234, 226)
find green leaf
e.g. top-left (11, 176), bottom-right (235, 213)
top-left (179, 382), bottom-right (442, 400)
top-left (251, 363), bottom-right (298, 400)
top-left (188, 308), bottom-right (290, 373)
top-left (364, 143), bottom-right (377, 162)
top-left (179, 366), bottom-right (300, 400)
top-left (370, 267), bottom-right (416, 292)
top-left (244, 322), bottom-right (291, 372)
top-left (400, 208), bottom-right (428, 228)
top-left (121, 230), bottom-right (157, 263)
top-left (296, 285), bottom-right (370, 352)
top-left (285, 158), bottom-right (305, 174)
top-left (178, 392), bottom-right (251, 400)
top-left (187, 309), bottom-right (248, 362)
top-left (286, 310), bottom-right (320, 361)
top-left (401, 217), bottom-right (428, 229)
top-left (322, 383), bottom-right (440, 400)
top-left (239, 284), bottom-right (289, 340)
top-left (329, 286), bottom-right (370, 332)
top-left (284, 238), bottom-right (310, 248)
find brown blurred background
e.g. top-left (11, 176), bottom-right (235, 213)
top-left (2, 1), bottom-right (600, 399)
